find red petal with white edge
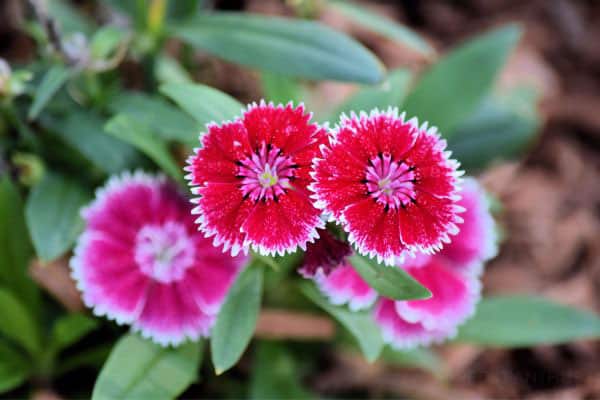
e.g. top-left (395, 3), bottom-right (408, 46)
top-left (190, 121), bottom-right (251, 185)
top-left (196, 182), bottom-right (254, 256)
top-left (398, 191), bottom-right (459, 253)
top-left (241, 189), bottom-right (323, 256)
top-left (343, 198), bottom-right (407, 263)
top-left (243, 102), bottom-right (316, 154)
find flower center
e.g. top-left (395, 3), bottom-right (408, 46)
top-left (134, 221), bottom-right (195, 283)
top-left (365, 154), bottom-right (416, 210)
top-left (238, 143), bottom-right (296, 201)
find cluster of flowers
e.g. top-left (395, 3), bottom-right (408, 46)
top-left (70, 102), bottom-right (496, 348)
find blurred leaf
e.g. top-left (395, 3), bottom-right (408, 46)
top-left (250, 341), bottom-right (312, 399)
top-left (40, 109), bottom-right (142, 175)
top-left (348, 254), bottom-right (431, 300)
top-left (329, 0), bottom-right (434, 56)
top-left (105, 115), bottom-right (182, 181)
top-left (56, 344), bottom-right (112, 377)
top-left (333, 68), bottom-right (412, 119)
top-left (301, 283), bottom-right (383, 362)
top-left (402, 25), bottom-right (521, 133)
top-left (51, 314), bottom-right (99, 353)
top-left (47, 0), bottom-right (95, 35)
top-left (261, 72), bottom-right (302, 105)
top-left (155, 55), bottom-right (193, 85)
top-left (108, 91), bottom-right (201, 145)
top-left (25, 173), bottom-right (91, 262)
top-left (457, 296), bottom-right (600, 346)
top-left (28, 65), bottom-right (70, 120)
top-left (172, 12), bottom-right (384, 83)
top-left (380, 346), bottom-right (441, 374)
top-left (90, 26), bottom-right (128, 60)
top-left (0, 340), bottom-right (30, 394)
top-left (92, 334), bottom-right (201, 400)
top-left (447, 87), bottom-right (540, 171)
top-left (0, 177), bottom-right (39, 313)
top-left (160, 83), bottom-right (243, 127)
top-left (0, 288), bottom-right (40, 356)
top-left (211, 266), bottom-right (263, 375)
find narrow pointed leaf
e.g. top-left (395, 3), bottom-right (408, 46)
top-left (51, 314), bottom-right (99, 352)
top-left (92, 334), bottom-right (202, 400)
top-left (0, 289), bottom-right (41, 356)
top-left (172, 12), bottom-right (384, 83)
top-left (160, 83), bottom-right (243, 127)
top-left (329, 0), bottom-right (434, 56)
top-left (301, 283), bottom-right (383, 362)
top-left (0, 341), bottom-right (30, 394)
top-left (26, 173), bottom-right (91, 262)
top-left (28, 65), bottom-right (70, 120)
top-left (211, 266), bottom-right (263, 374)
top-left (105, 115), bottom-right (182, 181)
top-left (403, 25), bottom-right (521, 133)
top-left (348, 254), bottom-right (430, 300)
top-left (457, 296), bottom-right (600, 347)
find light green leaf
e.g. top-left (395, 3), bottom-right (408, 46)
top-left (172, 12), bottom-right (384, 83)
top-left (301, 283), bottom-right (383, 362)
top-left (0, 176), bottom-right (39, 313)
top-left (457, 296), bottom-right (600, 347)
top-left (90, 26), bottom-right (128, 60)
top-left (28, 65), bottom-right (70, 120)
top-left (329, 0), bottom-right (433, 56)
top-left (348, 254), bottom-right (431, 300)
top-left (211, 266), bottom-right (263, 375)
top-left (51, 314), bottom-right (99, 352)
top-left (0, 341), bottom-right (30, 394)
top-left (47, 0), bottom-right (95, 35)
top-left (0, 288), bottom-right (40, 356)
top-left (92, 334), bottom-right (202, 400)
top-left (250, 341), bottom-right (313, 399)
top-left (155, 55), bottom-right (193, 85)
top-left (160, 83), bottom-right (243, 127)
top-left (333, 69), bottom-right (412, 119)
top-left (108, 91), bottom-right (201, 145)
top-left (260, 72), bottom-right (302, 105)
top-left (105, 115), bottom-right (182, 181)
top-left (40, 109), bottom-right (142, 174)
top-left (447, 87), bottom-right (540, 171)
top-left (25, 173), bottom-right (91, 262)
top-left (402, 25), bottom-right (521, 133)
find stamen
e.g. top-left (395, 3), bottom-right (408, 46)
top-left (364, 154), bottom-right (416, 210)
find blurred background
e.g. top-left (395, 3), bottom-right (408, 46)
top-left (1, 0), bottom-right (599, 399)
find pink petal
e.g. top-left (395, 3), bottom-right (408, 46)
top-left (315, 262), bottom-right (377, 311)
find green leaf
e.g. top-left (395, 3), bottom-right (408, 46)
top-left (55, 344), bottom-right (112, 377)
top-left (160, 83), bottom-right (243, 127)
top-left (250, 341), bottom-right (312, 399)
top-left (0, 176), bottom-right (39, 313)
top-left (107, 91), bottom-right (201, 145)
top-left (301, 283), bottom-right (383, 362)
top-left (172, 12), bottom-right (384, 83)
top-left (28, 65), bottom-right (70, 120)
top-left (92, 334), bottom-right (202, 400)
top-left (105, 115), bottom-right (182, 182)
top-left (211, 266), bottom-right (263, 375)
top-left (25, 173), bottom-right (91, 262)
top-left (457, 296), bottom-right (600, 347)
top-left (51, 314), bottom-right (99, 352)
top-left (90, 26), bottom-right (128, 60)
top-left (402, 25), bottom-right (521, 133)
top-left (0, 288), bottom-right (40, 356)
top-left (348, 254), bottom-right (431, 300)
top-left (47, 0), bottom-right (95, 35)
top-left (0, 340), bottom-right (30, 394)
top-left (40, 109), bottom-right (143, 174)
top-left (260, 72), bottom-right (302, 105)
top-left (329, 0), bottom-right (433, 56)
top-left (155, 55), bottom-right (193, 85)
top-left (447, 88), bottom-right (540, 171)
top-left (333, 69), bottom-right (412, 119)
